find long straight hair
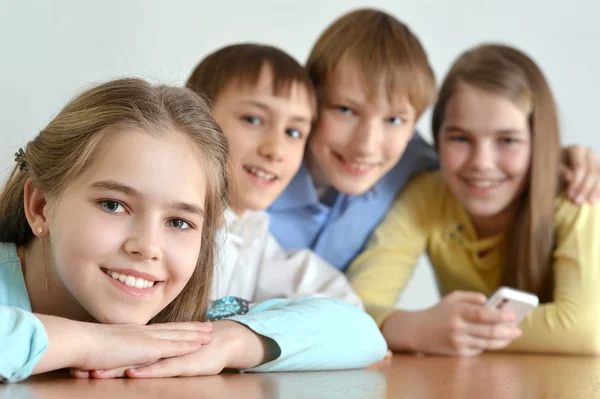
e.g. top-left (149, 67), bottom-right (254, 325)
top-left (0, 78), bottom-right (230, 321)
top-left (431, 44), bottom-right (560, 302)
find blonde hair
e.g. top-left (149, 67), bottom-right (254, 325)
top-left (0, 78), bottom-right (230, 321)
top-left (306, 8), bottom-right (436, 118)
top-left (431, 44), bottom-right (560, 302)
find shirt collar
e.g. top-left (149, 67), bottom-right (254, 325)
top-left (269, 161), bottom-right (321, 211)
top-left (223, 208), bottom-right (269, 247)
top-left (269, 160), bottom-right (385, 211)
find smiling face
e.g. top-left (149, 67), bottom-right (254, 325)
top-left (212, 65), bottom-right (314, 213)
top-left (306, 61), bottom-right (417, 195)
top-left (438, 84), bottom-right (532, 225)
top-left (44, 128), bottom-right (207, 324)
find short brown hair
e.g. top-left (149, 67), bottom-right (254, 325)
top-left (0, 78), bottom-right (230, 323)
top-left (431, 44), bottom-right (560, 302)
top-left (306, 8), bottom-right (436, 118)
top-left (186, 43), bottom-right (315, 110)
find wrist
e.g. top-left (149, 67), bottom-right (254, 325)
top-left (381, 309), bottom-right (423, 353)
top-left (212, 320), bottom-right (277, 370)
top-left (32, 314), bottom-right (93, 373)
top-left (212, 321), bottom-right (245, 368)
top-left (73, 321), bottom-right (101, 369)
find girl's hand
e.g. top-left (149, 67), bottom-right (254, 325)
top-left (77, 320), bottom-right (278, 379)
top-left (384, 291), bottom-right (522, 357)
top-left (33, 314), bottom-right (213, 376)
top-left (560, 145), bottom-right (600, 203)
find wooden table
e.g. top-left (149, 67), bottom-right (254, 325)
top-left (3, 353), bottom-right (600, 398)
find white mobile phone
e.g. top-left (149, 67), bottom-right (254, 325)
top-left (485, 286), bottom-right (539, 325)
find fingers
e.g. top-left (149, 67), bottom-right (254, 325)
top-left (461, 304), bottom-right (515, 325)
top-left (70, 367), bottom-right (128, 379)
top-left (125, 357), bottom-right (188, 379)
top-left (564, 145), bottom-right (597, 203)
top-left (456, 335), bottom-right (514, 354)
top-left (150, 330), bottom-right (213, 345)
top-left (155, 338), bottom-right (206, 360)
top-left (69, 369), bottom-right (91, 379)
top-left (148, 321), bottom-right (213, 333)
top-left (559, 164), bottom-right (574, 185)
top-left (573, 150), bottom-right (600, 203)
top-left (90, 367), bottom-right (128, 379)
top-left (446, 336), bottom-right (483, 357)
top-left (467, 323), bottom-right (522, 341)
top-left (449, 324), bottom-right (520, 356)
top-left (455, 347), bottom-right (483, 357)
top-left (445, 291), bottom-right (487, 305)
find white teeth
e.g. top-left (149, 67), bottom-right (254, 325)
top-left (104, 269), bottom-right (155, 289)
top-left (342, 159), bottom-right (374, 171)
top-left (348, 163), bottom-right (370, 171)
top-left (125, 276), bottom-right (136, 287)
top-left (468, 180), bottom-right (500, 188)
top-left (245, 166), bottom-right (276, 181)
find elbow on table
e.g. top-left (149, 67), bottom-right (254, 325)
top-left (550, 312), bottom-right (600, 355)
top-left (574, 318), bottom-right (600, 355)
top-left (333, 299), bottom-right (388, 366)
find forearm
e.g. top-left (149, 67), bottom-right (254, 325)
top-left (31, 314), bottom-right (89, 375)
top-left (503, 303), bottom-right (600, 355)
top-left (380, 309), bottom-right (422, 353)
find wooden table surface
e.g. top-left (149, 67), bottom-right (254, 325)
top-left (3, 353), bottom-right (600, 398)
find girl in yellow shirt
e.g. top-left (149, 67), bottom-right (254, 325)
top-left (348, 44), bottom-right (600, 356)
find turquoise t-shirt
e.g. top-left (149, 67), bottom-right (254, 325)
top-left (0, 242), bottom-right (386, 382)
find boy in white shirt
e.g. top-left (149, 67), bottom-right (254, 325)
top-left (186, 44), bottom-right (362, 309)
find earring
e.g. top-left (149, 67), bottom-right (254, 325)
top-left (36, 226), bottom-right (43, 234)
top-left (41, 236), bottom-right (48, 291)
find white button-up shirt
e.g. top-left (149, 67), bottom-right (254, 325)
top-left (211, 209), bottom-right (363, 309)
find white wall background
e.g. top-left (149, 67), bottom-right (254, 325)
top-left (1, 0), bottom-right (599, 310)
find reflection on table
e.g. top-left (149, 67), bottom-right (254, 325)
top-left (3, 353), bottom-right (600, 398)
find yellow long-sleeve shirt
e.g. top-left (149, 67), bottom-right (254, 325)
top-left (347, 171), bottom-right (600, 354)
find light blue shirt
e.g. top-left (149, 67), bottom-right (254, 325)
top-left (268, 133), bottom-right (439, 271)
top-left (0, 243), bottom-right (48, 383)
top-left (0, 242), bottom-right (386, 382)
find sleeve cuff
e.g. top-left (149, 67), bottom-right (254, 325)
top-left (0, 307), bottom-right (48, 383)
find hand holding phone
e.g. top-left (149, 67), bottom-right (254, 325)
top-left (485, 286), bottom-right (539, 326)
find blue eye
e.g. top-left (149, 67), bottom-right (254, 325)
top-left (168, 219), bottom-right (192, 230)
top-left (243, 115), bottom-right (262, 125)
top-left (336, 106), bottom-right (354, 116)
top-left (500, 137), bottom-right (518, 144)
top-left (386, 116), bottom-right (404, 126)
top-left (286, 128), bottom-right (302, 139)
top-left (99, 200), bottom-right (125, 214)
